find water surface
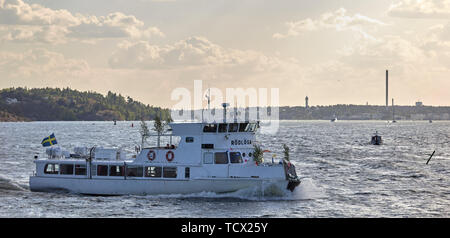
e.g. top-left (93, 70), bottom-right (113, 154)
top-left (0, 120), bottom-right (448, 217)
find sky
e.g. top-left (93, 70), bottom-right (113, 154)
top-left (1, 0), bottom-right (450, 108)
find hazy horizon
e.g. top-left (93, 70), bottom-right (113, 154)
top-left (2, 0), bottom-right (450, 108)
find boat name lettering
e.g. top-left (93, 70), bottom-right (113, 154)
top-left (231, 139), bottom-right (252, 146)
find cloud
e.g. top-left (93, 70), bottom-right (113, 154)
top-left (0, 25), bottom-right (69, 44)
top-left (0, 48), bottom-right (90, 79)
top-left (109, 36), bottom-right (295, 74)
top-left (273, 8), bottom-right (387, 40)
top-left (387, 0), bottom-right (450, 19)
top-left (0, 0), bottom-right (164, 43)
top-left (338, 35), bottom-right (428, 71)
top-left (67, 12), bottom-right (165, 39)
top-left (0, 0), bottom-right (80, 26)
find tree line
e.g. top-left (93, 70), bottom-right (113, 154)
top-left (0, 87), bottom-right (171, 121)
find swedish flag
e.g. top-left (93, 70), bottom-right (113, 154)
top-left (41, 133), bottom-right (57, 147)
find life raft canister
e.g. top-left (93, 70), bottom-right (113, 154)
top-left (166, 150), bottom-right (174, 162)
top-left (147, 150), bottom-right (156, 161)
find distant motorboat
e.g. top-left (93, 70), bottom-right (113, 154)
top-left (371, 131), bottom-right (382, 145)
top-left (331, 114), bottom-right (337, 122)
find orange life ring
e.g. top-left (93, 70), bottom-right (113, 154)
top-left (166, 151), bottom-right (174, 162)
top-left (147, 150), bottom-right (156, 161)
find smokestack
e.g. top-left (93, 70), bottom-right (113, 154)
top-left (386, 70), bottom-right (389, 108)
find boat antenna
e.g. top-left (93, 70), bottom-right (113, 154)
top-left (222, 103), bottom-right (229, 123)
top-left (234, 101), bottom-right (237, 122)
top-left (207, 87), bottom-right (211, 112)
top-left (203, 87), bottom-right (211, 123)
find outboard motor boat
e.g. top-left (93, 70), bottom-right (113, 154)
top-left (371, 131), bottom-right (382, 145)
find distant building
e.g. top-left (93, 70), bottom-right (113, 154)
top-left (305, 96), bottom-right (309, 109)
top-left (5, 98), bottom-right (18, 104)
top-left (415, 101), bottom-right (423, 107)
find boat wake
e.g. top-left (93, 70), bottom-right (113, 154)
top-left (140, 178), bottom-right (326, 201)
top-left (0, 175), bottom-right (28, 193)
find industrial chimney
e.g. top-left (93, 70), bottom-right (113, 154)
top-left (386, 70), bottom-right (389, 108)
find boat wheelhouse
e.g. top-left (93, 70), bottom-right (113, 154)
top-left (30, 121), bottom-right (300, 195)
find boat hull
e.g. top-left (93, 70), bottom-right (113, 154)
top-left (29, 176), bottom-right (290, 195)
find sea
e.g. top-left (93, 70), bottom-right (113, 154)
top-left (0, 120), bottom-right (448, 218)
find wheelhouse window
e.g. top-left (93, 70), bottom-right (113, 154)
top-left (230, 152), bottom-right (243, 163)
top-left (203, 124), bottom-right (217, 133)
top-left (126, 166), bottom-right (143, 177)
top-left (145, 166), bottom-right (162, 177)
top-left (97, 165), bottom-right (108, 176)
top-left (75, 164), bottom-right (86, 175)
top-left (44, 163), bottom-right (59, 174)
top-left (109, 165), bottom-right (124, 176)
top-left (185, 137), bottom-right (194, 143)
top-left (163, 167), bottom-right (177, 178)
top-left (246, 123), bottom-right (257, 132)
top-left (214, 152), bottom-right (228, 164)
top-left (218, 123), bottom-right (228, 133)
top-left (239, 123), bottom-right (248, 132)
top-left (228, 123), bottom-right (238, 132)
top-left (60, 164), bottom-right (74, 175)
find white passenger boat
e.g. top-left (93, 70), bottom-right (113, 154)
top-left (29, 121), bottom-right (300, 195)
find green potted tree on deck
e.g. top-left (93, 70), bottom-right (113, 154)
top-left (253, 144), bottom-right (264, 165)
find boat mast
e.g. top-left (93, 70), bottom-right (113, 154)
top-left (203, 87), bottom-right (211, 123)
top-left (222, 103), bottom-right (229, 123)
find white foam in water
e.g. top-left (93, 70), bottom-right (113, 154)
top-left (0, 175), bottom-right (27, 191)
top-left (140, 178), bottom-right (325, 201)
top-left (286, 178), bottom-right (327, 200)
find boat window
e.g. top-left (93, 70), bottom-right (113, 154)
top-left (75, 164), bottom-right (86, 175)
top-left (126, 166), bottom-right (143, 177)
top-left (97, 165), bottom-right (108, 176)
top-left (60, 164), bottom-right (74, 175)
top-left (185, 137), bottom-right (194, 143)
top-left (230, 152), bottom-right (243, 163)
top-left (203, 152), bottom-right (213, 164)
top-left (228, 123), bottom-right (238, 132)
top-left (163, 167), bottom-right (177, 178)
top-left (214, 152), bottom-right (228, 164)
top-left (145, 166), bottom-right (162, 177)
top-left (185, 167), bottom-right (190, 179)
top-left (44, 163), bottom-right (59, 174)
top-left (109, 165), bottom-right (124, 176)
top-left (203, 124), bottom-right (217, 133)
top-left (218, 123), bottom-right (228, 133)
top-left (239, 123), bottom-right (248, 132)
top-left (246, 123), bottom-right (257, 132)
